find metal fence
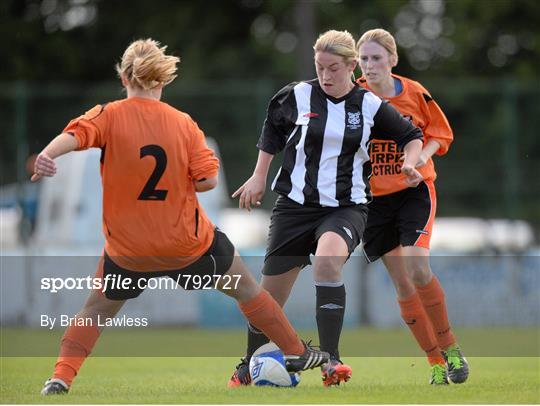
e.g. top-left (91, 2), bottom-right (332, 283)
top-left (2, 78), bottom-right (539, 232)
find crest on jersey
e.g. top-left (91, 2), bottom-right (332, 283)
top-left (347, 112), bottom-right (362, 129)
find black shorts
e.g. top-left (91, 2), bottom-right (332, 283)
top-left (362, 181), bottom-right (437, 262)
top-left (98, 229), bottom-right (235, 300)
top-left (262, 195), bottom-right (368, 276)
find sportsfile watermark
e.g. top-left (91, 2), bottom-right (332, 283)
top-left (1, 255), bottom-right (538, 357)
top-left (40, 273), bottom-right (241, 293)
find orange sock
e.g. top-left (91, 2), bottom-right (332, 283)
top-left (416, 276), bottom-right (456, 350)
top-left (53, 323), bottom-right (100, 387)
top-left (399, 292), bottom-right (445, 365)
top-left (238, 289), bottom-right (304, 356)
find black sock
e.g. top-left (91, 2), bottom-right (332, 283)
top-left (245, 323), bottom-right (270, 360)
top-left (316, 284), bottom-right (346, 360)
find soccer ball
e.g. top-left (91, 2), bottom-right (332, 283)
top-left (249, 342), bottom-right (301, 387)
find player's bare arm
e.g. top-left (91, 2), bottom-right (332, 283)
top-left (31, 132), bottom-right (78, 182)
top-left (416, 139), bottom-right (442, 168)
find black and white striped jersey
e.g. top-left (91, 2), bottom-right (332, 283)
top-left (257, 79), bottom-right (423, 207)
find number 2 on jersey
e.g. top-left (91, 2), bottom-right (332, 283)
top-left (138, 145), bottom-right (168, 201)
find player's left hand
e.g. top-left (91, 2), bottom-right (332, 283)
top-left (400, 153), bottom-right (429, 169)
top-left (31, 152), bottom-right (56, 182)
top-left (401, 164), bottom-right (423, 187)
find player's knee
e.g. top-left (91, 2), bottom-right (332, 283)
top-left (313, 257), bottom-right (342, 282)
top-left (408, 263), bottom-right (432, 286)
top-left (403, 253), bottom-right (431, 285)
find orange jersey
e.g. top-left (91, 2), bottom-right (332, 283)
top-left (357, 74), bottom-right (453, 196)
top-left (63, 97), bottom-right (219, 271)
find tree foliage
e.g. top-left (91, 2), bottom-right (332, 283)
top-left (2, 0), bottom-right (539, 230)
top-left (5, 0), bottom-right (539, 81)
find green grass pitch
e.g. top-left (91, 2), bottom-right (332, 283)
top-left (1, 328), bottom-right (539, 404)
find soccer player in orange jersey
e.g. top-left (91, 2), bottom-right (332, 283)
top-left (357, 29), bottom-right (468, 385)
top-left (33, 39), bottom-right (329, 396)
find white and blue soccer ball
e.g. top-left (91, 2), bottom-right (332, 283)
top-left (249, 342), bottom-right (301, 387)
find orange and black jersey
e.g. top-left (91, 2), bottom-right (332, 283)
top-left (63, 97), bottom-right (219, 271)
top-left (357, 74), bottom-right (453, 196)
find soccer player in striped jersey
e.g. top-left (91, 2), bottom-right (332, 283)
top-left (34, 38), bottom-right (330, 396)
top-left (228, 30), bottom-right (424, 387)
top-left (357, 28), bottom-right (469, 385)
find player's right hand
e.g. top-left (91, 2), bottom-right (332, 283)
top-left (231, 174), bottom-right (266, 211)
top-left (401, 164), bottom-right (423, 187)
top-left (31, 152), bottom-right (56, 182)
